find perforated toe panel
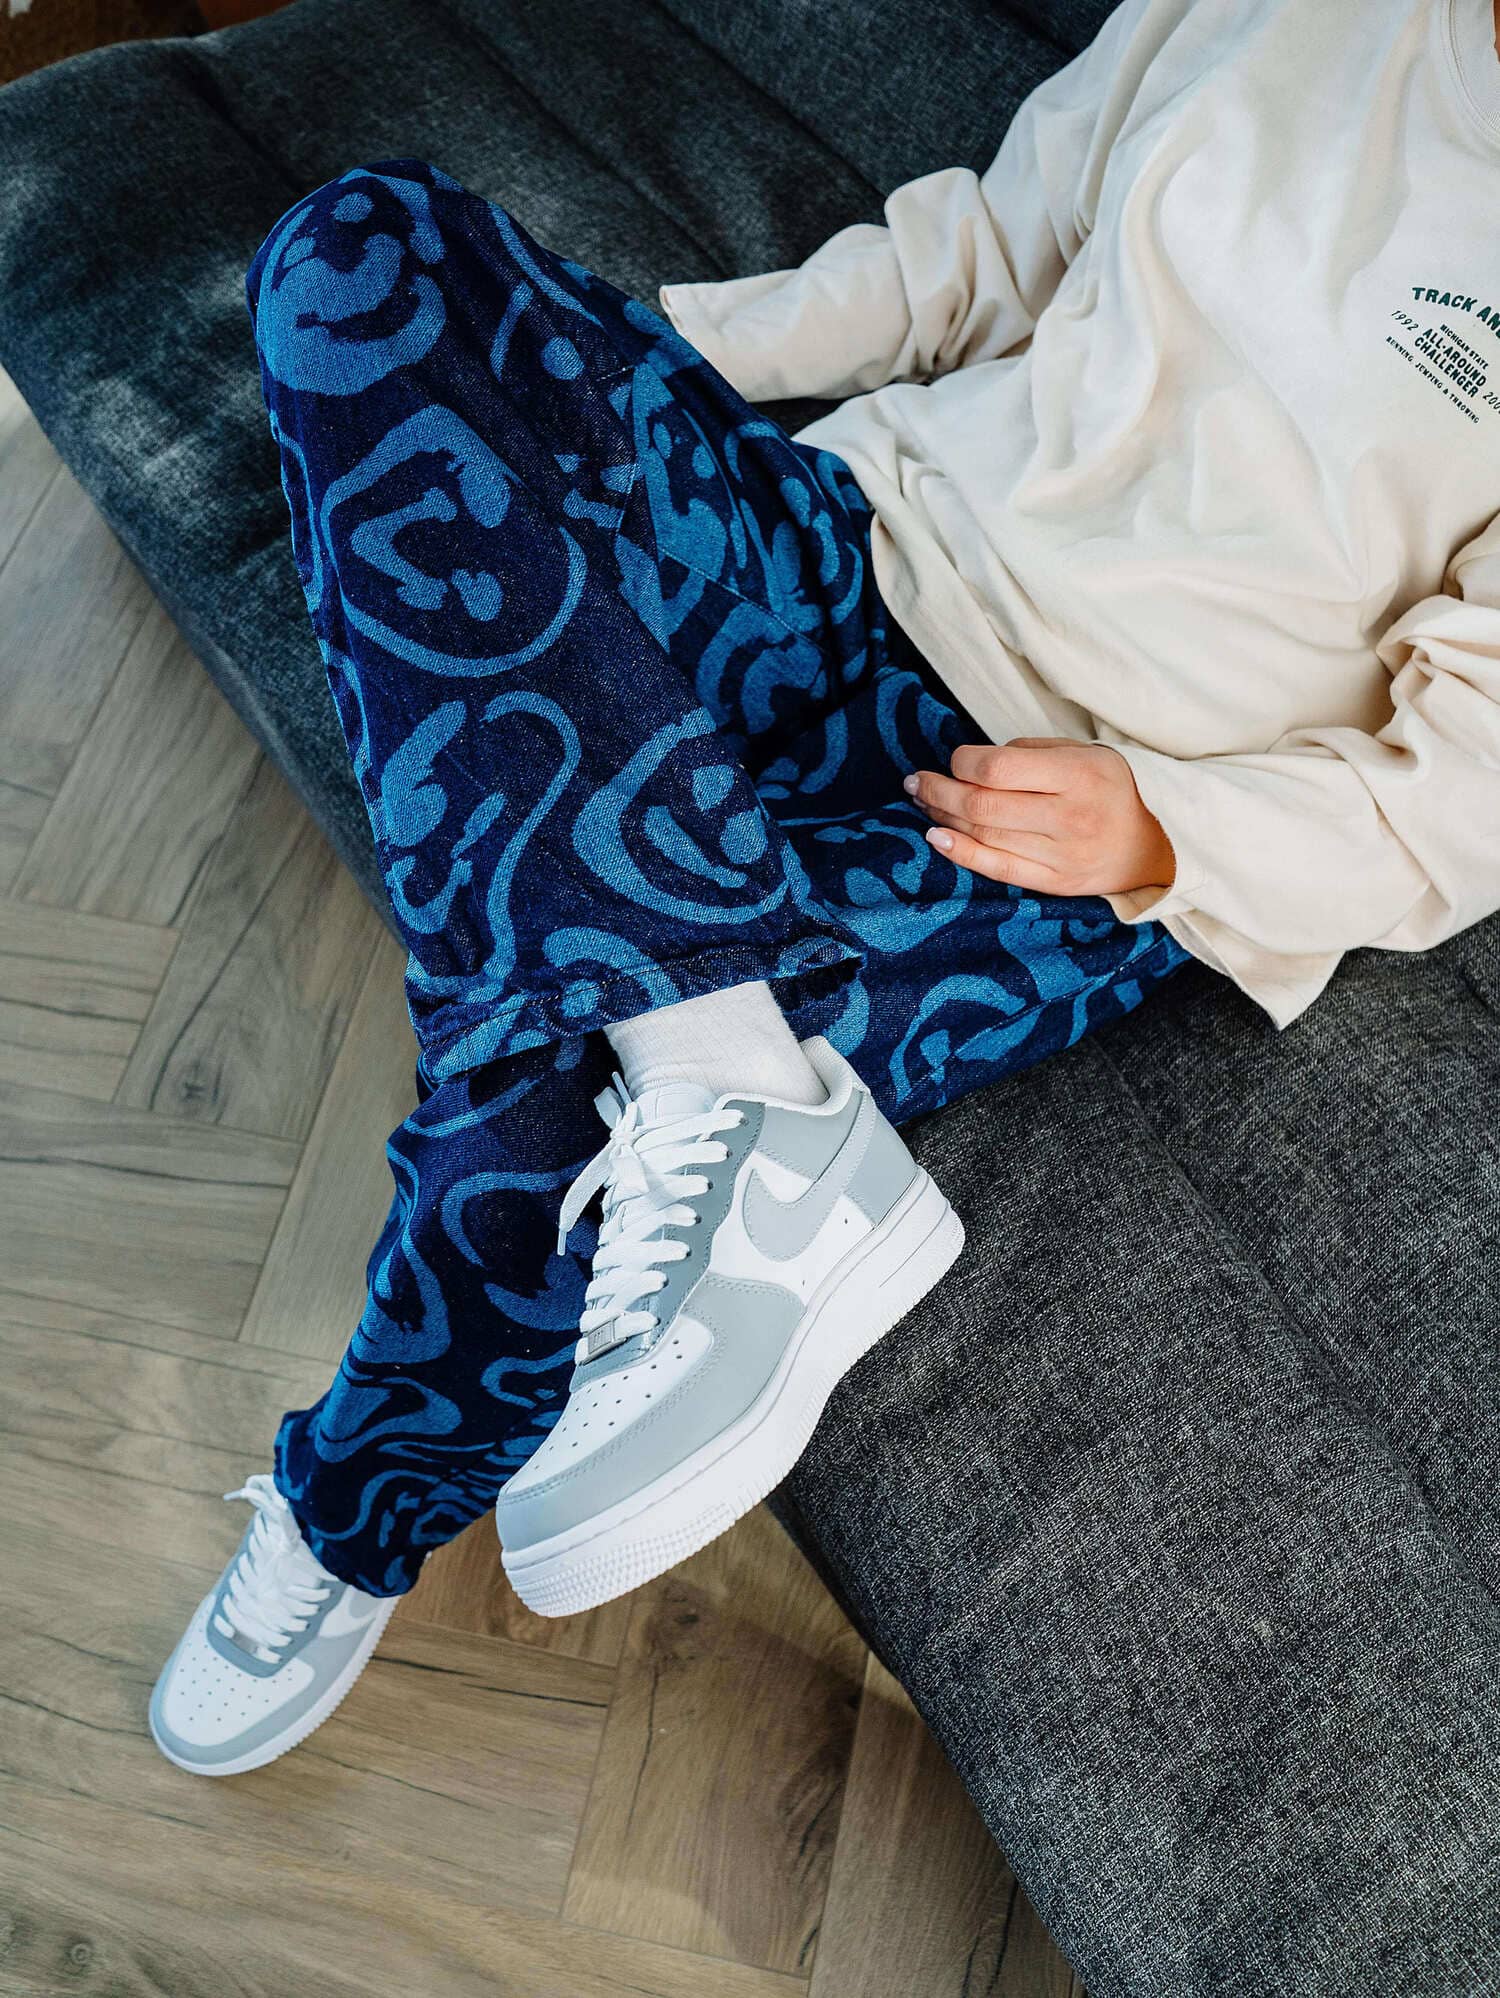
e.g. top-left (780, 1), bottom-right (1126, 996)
top-left (506, 1318), bottom-right (711, 1490)
top-left (158, 1597), bottom-right (314, 1748)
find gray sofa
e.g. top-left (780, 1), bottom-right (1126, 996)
top-left (4, 4), bottom-right (1500, 1992)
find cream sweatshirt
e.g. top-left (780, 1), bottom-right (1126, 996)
top-left (658, 0), bottom-right (1500, 1025)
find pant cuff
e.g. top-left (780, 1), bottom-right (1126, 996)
top-left (416, 928), bottom-right (863, 1084)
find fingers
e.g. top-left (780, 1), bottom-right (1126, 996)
top-left (919, 800), bottom-right (1057, 864)
top-left (949, 740), bottom-right (1084, 791)
top-left (903, 740), bottom-right (1130, 894)
top-left (903, 768), bottom-right (1057, 833)
top-left (923, 823), bottom-right (1066, 891)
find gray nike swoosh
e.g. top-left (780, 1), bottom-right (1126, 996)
top-left (319, 1591), bottom-right (380, 1638)
top-left (739, 1097), bottom-right (874, 1260)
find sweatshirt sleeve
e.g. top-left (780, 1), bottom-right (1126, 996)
top-left (1108, 514), bottom-right (1500, 1024)
top-left (656, 0), bottom-right (1177, 405)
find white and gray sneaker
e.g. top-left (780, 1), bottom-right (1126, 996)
top-left (149, 1473), bottom-right (397, 1776)
top-left (496, 1035), bottom-right (963, 1616)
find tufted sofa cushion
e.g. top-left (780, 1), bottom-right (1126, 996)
top-left (2, 5), bottom-right (1498, 1992)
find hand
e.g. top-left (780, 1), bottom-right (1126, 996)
top-left (904, 739), bottom-right (1177, 898)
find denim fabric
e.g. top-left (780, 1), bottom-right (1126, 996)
top-left (247, 158), bottom-right (1187, 1595)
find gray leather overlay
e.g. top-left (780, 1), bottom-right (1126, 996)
top-left (754, 1088), bottom-right (862, 1179)
top-left (845, 1107), bottom-right (920, 1228)
top-left (497, 1270), bottom-right (804, 1548)
top-left (741, 1092), bottom-right (880, 1260)
top-left (201, 1523), bottom-right (344, 1678)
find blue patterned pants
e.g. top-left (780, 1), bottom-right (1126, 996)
top-left (247, 160), bottom-right (1189, 1595)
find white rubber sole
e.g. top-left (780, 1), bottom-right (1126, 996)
top-left (149, 1594), bottom-right (400, 1778)
top-left (499, 1169), bottom-right (964, 1617)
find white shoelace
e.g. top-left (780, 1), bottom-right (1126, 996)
top-left (557, 1076), bottom-right (745, 1359)
top-left (214, 1474), bottom-right (334, 1664)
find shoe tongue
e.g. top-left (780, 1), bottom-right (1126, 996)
top-left (632, 1080), bottom-right (717, 1126)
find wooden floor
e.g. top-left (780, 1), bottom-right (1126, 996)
top-left (0, 368), bottom-right (1084, 1998)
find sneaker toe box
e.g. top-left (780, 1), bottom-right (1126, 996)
top-left (149, 1596), bottom-right (317, 1773)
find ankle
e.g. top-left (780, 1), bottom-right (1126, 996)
top-left (605, 981), bottom-right (824, 1106)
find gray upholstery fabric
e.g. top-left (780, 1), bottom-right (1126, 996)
top-left (781, 935), bottom-right (1500, 1997)
top-left (3, 4), bottom-right (1498, 1992)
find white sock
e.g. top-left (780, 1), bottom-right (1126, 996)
top-left (605, 981), bottom-right (825, 1107)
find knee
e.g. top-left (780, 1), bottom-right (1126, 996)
top-left (246, 158), bottom-right (463, 390)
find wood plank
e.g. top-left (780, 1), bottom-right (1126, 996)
top-left (564, 1504), bottom-right (865, 1975)
top-left (0, 1280), bottom-right (346, 1381)
top-left (0, 375), bottom-right (95, 887)
top-left (407, 1513), bottom-right (633, 1669)
top-left (7, 1273), bottom-right (630, 1667)
top-left (13, 595), bottom-right (259, 924)
top-left (0, 379), bottom-right (149, 891)
top-left (0, 1516), bottom-right (611, 1924)
top-left (238, 929), bottom-right (415, 1360)
top-left (0, 1788), bottom-right (809, 1998)
top-left (0, 1288), bottom-right (336, 1570)
top-left (0, 455), bottom-right (152, 777)
top-left (0, 738), bottom-right (61, 894)
top-left (3, 1444), bottom-right (797, 1991)
top-left (0, 894), bottom-right (177, 1099)
top-left (2, 1373), bottom-right (331, 1579)
top-left (115, 755), bottom-right (384, 1140)
top-left (0, 1078), bottom-right (297, 1334)
top-left (0, 364), bottom-right (61, 571)
top-left (0, 1295), bottom-right (331, 1530)
top-left (810, 1653), bottom-right (1084, 1998)
top-left (2, 1298), bottom-right (615, 1923)
top-left (0, 1298), bottom-right (610, 1691)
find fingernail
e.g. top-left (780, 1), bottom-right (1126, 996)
top-left (928, 829), bottom-right (953, 851)
top-left (902, 773), bottom-right (919, 794)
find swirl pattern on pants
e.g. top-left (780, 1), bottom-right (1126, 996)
top-left (247, 161), bottom-right (1189, 1593)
